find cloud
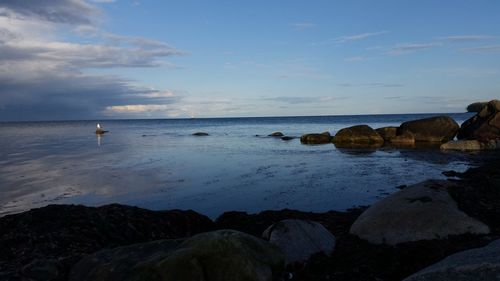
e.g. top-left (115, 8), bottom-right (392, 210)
top-left (460, 45), bottom-right (500, 53)
top-left (292, 22), bottom-right (316, 31)
top-left (334, 31), bottom-right (388, 43)
top-left (437, 35), bottom-right (497, 42)
top-left (387, 42), bottom-right (440, 55)
top-left (0, 0), bottom-right (98, 24)
top-left (0, 0), bottom-right (187, 121)
top-left (265, 96), bottom-right (350, 105)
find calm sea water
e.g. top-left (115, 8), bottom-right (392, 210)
top-left (0, 113), bottom-right (480, 218)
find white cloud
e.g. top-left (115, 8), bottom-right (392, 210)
top-left (387, 42), bottom-right (440, 55)
top-left (437, 35), bottom-right (497, 42)
top-left (334, 31), bottom-right (389, 43)
top-left (460, 45), bottom-right (500, 53)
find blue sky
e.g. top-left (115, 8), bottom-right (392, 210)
top-left (0, 0), bottom-right (499, 120)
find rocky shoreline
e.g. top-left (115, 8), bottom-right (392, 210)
top-left (0, 152), bottom-right (499, 281)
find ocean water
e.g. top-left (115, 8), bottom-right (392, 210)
top-left (0, 113), bottom-right (480, 218)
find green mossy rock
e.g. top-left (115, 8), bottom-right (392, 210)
top-left (70, 230), bottom-right (285, 281)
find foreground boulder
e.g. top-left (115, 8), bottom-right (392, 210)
top-left (333, 125), bottom-right (384, 147)
top-left (350, 180), bottom-right (490, 245)
top-left (262, 219), bottom-right (336, 264)
top-left (458, 100), bottom-right (500, 141)
top-left (398, 116), bottom-right (459, 142)
top-left (0, 204), bottom-right (214, 280)
top-left (404, 239), bottom-right (500, 281)
top-left (70, 230), bottom-right (284, 281)
top-left (300, 132), bottom-right (332, 144)
top-left (376, 127), bottom-right (398, 141)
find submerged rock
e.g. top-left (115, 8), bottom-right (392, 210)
top-left (281, 136), bottom-right (295, 141)
top-left (300, 132), bottom-right (332, 144)
top-left (262, 219), bottom-right (336, 264)
top-left (458, 100), bottom-right (500, 141)
top-left (398, 116), bottom-right (459, 142)
top-left (404, 239), bottom-right (500, 281)
top-left (440, 140), bottom-right (483, 151)
top-left (350, 180), bottom-right (490, 245)
top-left (269, 132), bottom-right (284, 137)
top-left (70, 230), bottom-right (285, 281)
top-left (376, 126), bottom-right (398, 141)
top-left (192, 132), bottom-right (209, 136)
top-left (333, 125), bottom-right (384, 147)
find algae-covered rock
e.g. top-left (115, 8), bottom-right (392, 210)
top-left (70, 230), bottom-right (285, 281)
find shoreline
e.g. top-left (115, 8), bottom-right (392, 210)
top-left (1, 153), bottom-right (499, 280)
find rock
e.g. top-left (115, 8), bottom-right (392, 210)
top-left (467, 102), bottom-right (488, 113)
top-left (281, 136), bottom-right (294, 141)
top-left (333, 125), bottom-right (384, 147)
top-left (440, 140), bottom-right (483, 151)
top-left (95, 123), bottom-right (108, 135)
top-left (349, 180), bottom-right (490, 245)
top-left (300, 132), bottom-right (332, 144)
top-left (390, 131), bottom-right (415, 145)
top-left (0, 204), bottom-right (214, 280)
top-left (398, 116), bottom-right (459, 142)
top-left (262, 219), bottom-right (336, 264)
top-left (376, 127), bottom-right (398, 141)
top-left (269, 132), bottom-right (284, 137)
top-left (192, 132), bottom-right (209, 136)
top-left (403, 239), bottom-right (500, 281)
top-left (70, 230), bottom-right (285, 281)
top-left (458, 100), bottom-right (500, 141)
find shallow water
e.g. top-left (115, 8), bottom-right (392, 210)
top-left (0, 113), bottom-right (481, 218)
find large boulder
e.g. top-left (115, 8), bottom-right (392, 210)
top-left (333, 125), bottom-right (384, 146)
top-left (398, 116), bottom-right (459, 142)
top-left (458, 100), bottom-right (500, 141)
top-left (300, 132), bottom-right (332, 144)
top-left (404, 239), bottom-right (500, 281)
top-left (349, 180), bottom-right (490, 245)
top-left (262, 219), bottom-right (336, 264)
top-left (70, 230), bottom-right (284, 281)
top-left (467, 102), bottom-right (488, 113)
top-left (376, 127), bottom-right (398, 141)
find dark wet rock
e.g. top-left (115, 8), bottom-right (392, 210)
top-left (300, 132), bottom-right (332, 144)
top-left (0, 204), bottom-right (214, 281)
top-left (458, 100), bottom-right (500, 142)
top-left (70, 229), bottom-right (285, 281)
top-left (440, 140), bottom-right (483, 151)
top-left (281, 136), bottom-right (295, 141)
top-left (467, 102), bottom-right (488, 113)
top-left (95, 129), bottom-right (108, 134)
top-left (350, 180), bottom-right (490, 245)
top-left (333, 125), bottom-right (384, 147)
top-left (404, 239), bottom-right (500, 281)
top-left (269, 132), bottom-right (284, 137)
top-left (390, 131), bottom-right (415, 146)
top-left (262, 219), bottom-right (336, 264)
top-left (398, 116), bottom-right (459, 142)
top-left (376, 126), bottom-right (398, 141)
top-left (192, 132), bottom-right (209, 136)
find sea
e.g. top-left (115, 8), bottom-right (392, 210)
top-left (0, 113), bottom-right (481, 218)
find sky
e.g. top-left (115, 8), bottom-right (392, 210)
top-left (0, 0), bottom-right (499, 121)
